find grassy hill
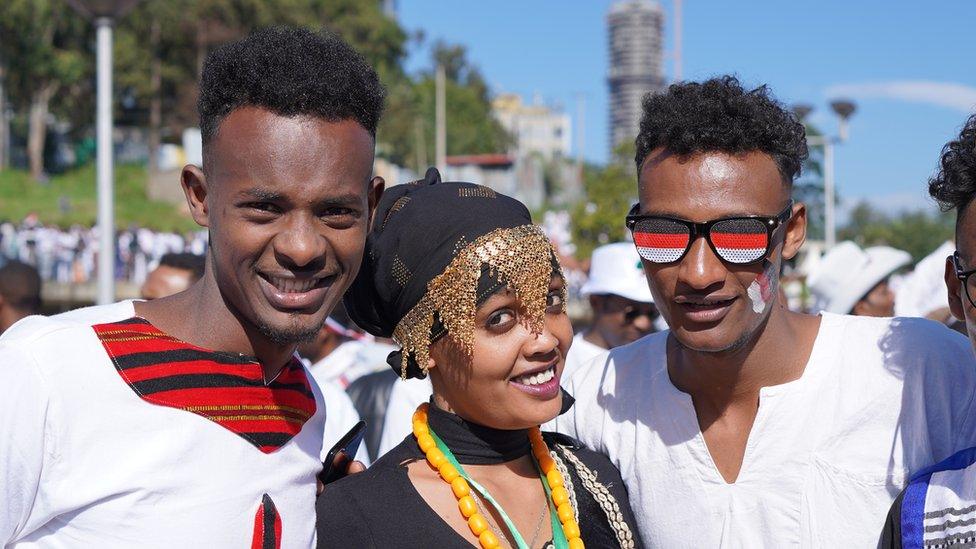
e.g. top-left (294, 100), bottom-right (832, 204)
top-left (0, 164), bottom-right (198, 232)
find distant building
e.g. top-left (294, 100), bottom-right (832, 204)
top-left (442, 154), bottom-right (545, 211)
top-left (607, 0), bottom-right (665, 155)
top-left (492, 93), bottom-right (571, 161)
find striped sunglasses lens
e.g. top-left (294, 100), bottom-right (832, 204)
top-left (632, 218), bottom-right (691, 264)
top-left (709, 218), bottom-right (769, 264)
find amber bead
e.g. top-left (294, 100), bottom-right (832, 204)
top-left (551, 486), bottom-right (570, 506)
top-left (547, 469), bottom-right (563, 488)
top-left (479, 530), bottom-right (501, 548)
top-left (468, 514), bottom-right (489, 536)
top-left (451, 477), bottom-right (471, 498)
top-left (413, 420), bottom-right (429, 436)
top-left (538, 455), bottom-right (556, 472)
top-left (458, 495), bottom-right (478, 518)
top-left (428, 449), bottom-right (447, 468)
top-left (563, 519), bottom-right (581, 540)
top-left (417, 433), bottom-right (436, 453)
top-left (439, 462), bottom-right (459, 482)
top-left (568, 537), bottom-right (585, 549)
top-left (557, 502), bottom-right (574, 523)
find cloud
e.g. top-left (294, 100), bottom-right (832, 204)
top-left (825, 80), bottom-right (976, 113)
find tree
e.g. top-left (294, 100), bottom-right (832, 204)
top-left (0, 0), bottom-right (90, 180)
top-left (570, 143), bottom-right (637, 260)
top-left (382, 41), bottom-right (510, 172)
top-left (838, 201), bottom-right (954, 263)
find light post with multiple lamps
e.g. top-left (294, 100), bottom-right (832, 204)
top-left (792, 100), bottom-right (856, 250)
top-left (64, 0), bottom-right (140, 305)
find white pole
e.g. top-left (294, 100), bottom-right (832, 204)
top-left (575, 93), bottom-right (585, 171)
top-left (673, 0), bottom-right (683, 81)
top-left (435, 64), bottom-right (446, 174)
top-left (823, 139), bottom-right (835, 249)
top-left (96, 17), bottom-right (115, 305)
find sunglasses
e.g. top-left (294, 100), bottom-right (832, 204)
top-left (625, 201), bottom-right (794, 265)
top-left (952, 252), bottom-right (976, 309)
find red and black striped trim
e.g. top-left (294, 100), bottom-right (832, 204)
top-left (251, 494), bottom-right (282, 549)
top-left (93, 317), bottom-right (316, 453)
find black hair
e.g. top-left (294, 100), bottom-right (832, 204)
top-left (158, 253), bottom-right (206, 283)
top-left (198, 26), bottom-right (385, 145)
top-left (635, 76), bottom-right (808, 184)
top-left (929, 114), bottom-right (976, 226)
top-left (0, 260), bottom-right (41, 313)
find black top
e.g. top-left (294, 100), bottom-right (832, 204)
top-left (316, 413), bottom-right (643, 548)
top-left (878, 490), bottom-right (904, 549)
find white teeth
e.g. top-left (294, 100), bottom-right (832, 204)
top-left (514, 366), bottom-right (555, 386)
top-left (269, 276), bottom-right (318, 293)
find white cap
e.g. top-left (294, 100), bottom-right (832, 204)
top-left (807, 241), bottom-right (912, 314)
top-left (580, 242), bottom-right (654, 303)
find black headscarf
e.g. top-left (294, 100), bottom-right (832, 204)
top-left (344, 168), bottom-right (558, 378)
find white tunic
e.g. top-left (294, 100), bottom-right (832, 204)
top-left (559, 313), bottom-right (976, 548)
top-left (0, 302), bottom-right (328, 548)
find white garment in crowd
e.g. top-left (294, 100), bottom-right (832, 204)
top-left (307, 340), bottom-right (393, 390)
top-left (376, 377), bottom-right (433, 458)
top-left (0, 301), bottom-right (331, 547)
top-left (318, 380), bottom-right (371, 466)
top-left (559, 313), bottom-right (976, 548)
top-left (562, 332), bottom-right (608, 382)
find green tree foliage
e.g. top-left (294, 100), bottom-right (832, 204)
top-left (0, 0), bottom-right (91, 179)
top-left (570, 143), bottom-right (637, 260)
top-left (838, 201), bottom-right (954, 263)
top-left (378, 41), bottom-right (511, 171)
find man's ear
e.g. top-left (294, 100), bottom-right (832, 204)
top-left (782, 201), bottom-right (807, 261)
top-left (946, 256), bottom-right (966, 322)
top-left (366, 176), bottom-right (385, 230)
top-left (181, 164), bottom-right (210, 228)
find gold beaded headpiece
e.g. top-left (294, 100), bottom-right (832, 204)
top-left (391, 224), bottom-right (565, 379)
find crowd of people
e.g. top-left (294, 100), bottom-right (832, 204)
top-left (0, 216), bottom-right (208, 285)
top-left (3, 26), bottom-right (976, 549)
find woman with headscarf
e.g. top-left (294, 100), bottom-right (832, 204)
top-left (316, 169), bottom-right (640, 548)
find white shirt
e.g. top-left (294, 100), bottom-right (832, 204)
top-left (559, 313), bottom-right (976, 548)
top-left (307, 340), bottom-right (394, 389)
top-left (376, 377), bottom-right (433, 459)
top-left (563, 332), bottom-right (608, 381)
top-left (318, 380), bottom-right (370, 466)
top-left (0, 302), bottom-right (329, 548)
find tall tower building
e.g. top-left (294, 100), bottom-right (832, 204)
top-left (607, 0), bottom-right (664, 156)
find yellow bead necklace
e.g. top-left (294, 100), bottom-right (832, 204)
top-left (412, 403), bottom-right (584, 549)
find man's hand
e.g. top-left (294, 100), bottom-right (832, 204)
top-left (317, 459), bottom-right (366, 495)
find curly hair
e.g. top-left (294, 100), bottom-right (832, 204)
top-left (198, 26), bottom-right (385, 144)
top-left (635, 76), bottom-right (808, 184)
top-left (929, 114), bottom-right (976, 221)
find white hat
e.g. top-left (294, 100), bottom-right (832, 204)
top-left (894, 241), bottom-right (954, 318)
top-left (580, 242), bottom-right (654, 303)
top-left (807, 241), bottom-right (911, 314)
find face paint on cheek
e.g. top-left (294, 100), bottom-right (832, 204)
top-left (747, 259), bottom-right (778, 314)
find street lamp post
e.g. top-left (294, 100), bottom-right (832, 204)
top-left (65, 0), bottom-right (140, 305)
top-left (793, 100), bottom-right (856, 249)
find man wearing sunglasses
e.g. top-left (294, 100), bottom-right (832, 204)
top-left (560, 77), bottom-right (976, 547)
top-left (566, 242), bottom-right (658, 381)
top-left (881, 113), bottom-right (976, 548)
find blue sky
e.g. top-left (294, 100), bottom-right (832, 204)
top-left (396, 1), bottom-right (976, 217)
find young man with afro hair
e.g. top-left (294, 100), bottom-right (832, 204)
top-left (0, 27), bottom-right (384, 547)
top-left (559, 77), bottom-right (976, 547)
top-left (881, 113), bottom-right (976, 548)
